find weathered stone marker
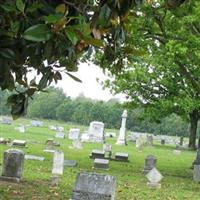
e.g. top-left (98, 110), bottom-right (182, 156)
top-left (115, 152), bottom-right (129, 162)
top-left (72, 172), bottom-right (116, 200)
top-left (193, 165), bottom-right (200, 182)
top-left (90, 149), bottom-right (105, 159)
top-left (94, 158), bottom-right (109, 170)
top-left (143, 155), bottom-right (157, 174)
top-left (52, 151), bottom-right (64, 175)
top-left (193, 149), bottom-right (200, 166)
top-left (0, 149), bottom-right (24, 182)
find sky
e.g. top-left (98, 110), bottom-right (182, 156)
top-left (53, 62), bottom-right (125, 101)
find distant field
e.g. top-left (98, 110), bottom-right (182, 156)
top-left (0, 118), bottom-right (199, 200)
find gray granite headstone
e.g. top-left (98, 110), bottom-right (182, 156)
top-left (193, 165), bottom-right (200, 182)
top-left (64, 160), bottom-right (77, 167)
top-left (72, 172), bottom-right (116, 200)
top-left (91, 149), bottom-right (105, 159)
top-left (115, 152), bottom-right (129, 162)
top-left (161, 139), bottom-right (165, 145)
top-left (94, 158), bottom-right (109, 170)
top-left (143, 155), bottom-right (157, 174)
top-left (1, 149), bottom-right (24, 182)
top-left (147, 135), bottom-right (153, 146)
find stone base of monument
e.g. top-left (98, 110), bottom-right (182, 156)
top-left (71, 172), bottom-right (116, 200)
top-left (89, 149), bottom-right (105, 159)
top-left (147, 182), bottom-right (161, 189)
top-left (113, 152), bottom-right (129, 162)
top-left (93, 158), bottom-right (109, 170)
top-left (0, 176), bottom-right (21, 183)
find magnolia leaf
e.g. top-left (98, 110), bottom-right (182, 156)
top-left (66, 30), bottom-right (79, 45)
top-left (23, 24), bottom-right (52, 42)
top-left (66, 72), bottom-right (82, 82)
top-left (16, 0), bottom-right (25, 12)
top-left (83, 37), bottom-right (104, 48)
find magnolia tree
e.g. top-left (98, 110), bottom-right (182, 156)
top-left (0, 0), bottom-right (186, 119)
top-left (105, 0), bottom-right (200, 149)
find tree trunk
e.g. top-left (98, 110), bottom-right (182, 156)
top-left (188, 110), bottom-right (198, 150)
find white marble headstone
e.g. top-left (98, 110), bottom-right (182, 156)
top-left (146, 167), bottom-right (163, 188)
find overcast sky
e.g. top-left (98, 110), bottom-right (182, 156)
top-left (53, 62), bottom-right (125, 101)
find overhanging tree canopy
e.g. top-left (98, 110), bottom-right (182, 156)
top-left (0, 0), bottom-right (186, 118)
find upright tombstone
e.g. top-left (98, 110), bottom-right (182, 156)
top-left (31, 120), bottom-right (43, 127)
top-left (116, 110), bottom-right (127, 145)
top-left (52, 151), bottom-right (64, 175)
top-left (0, 149), bottom-right (24, 182)
top-left (193, 165), bottom-right (200, 182)
top-left (161, 139), bottom-right (165, 145)
top-left (136, 136), bottom-right (144, 151)
top-left (180, 136), bottom-right (184, 146)
top-left (69, 128), bottom-right (80, 140)
top-left (147, 135), bottom-right (153, 146)
top-left (146, 167), bottom-right (163, 189)
top-left (88, 121), bottom-right (105, 143)
top-left (143, 155), bottom-right (157, 174)
top-left (103, 144), bottom-right (112, 158)
top-left (55, 132), bottom-right (65, 139)
top-left (1, 117), bottom-right (12, 125)
top-left (72, 172), bottom-right (116, 200)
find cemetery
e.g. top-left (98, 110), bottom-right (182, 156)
top-left (0, 117), bottom-right (199, 200)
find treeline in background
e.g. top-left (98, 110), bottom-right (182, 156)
top-left (1, 86), bottom-right (198, 137)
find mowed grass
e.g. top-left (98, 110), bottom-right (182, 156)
top-left (0, 118), bottom-right (199, 200)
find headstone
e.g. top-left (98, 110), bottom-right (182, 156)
top-left (12, 140), bottom-right (26, 147)
top-left (143, 155), bottom-right (157, 174)
top-left (55, 132), bottom-right (65, 139)
top-left (161, 139), bottom-right (165, 145)
top-left (91, 149), bottom-right (105, 159)
top-left (94, 158), bottom-right (109, 170)
top-left (45, 139), bottom-right (54, 150)
top-left (103, 144), bottom-right (112, 158)
top-left (1, 117), bottom-right (12, 125)
top-left (116, 110), bottom-right (127, 145)
top-left (31, 120), bottom-right (43, 127)
top-left (115, 152), bottom-right (129, 162)
top-left (80, 133), bottom-right (90, 142)
top-left (52, 151), bottom-right (64, 175)
top-left (64, 160), bottom-right (77, 167)
top-left (72, 172), bottom-right (116, 200)
top-left (15, 124), bottom-right (25, 133)
top-left (173, 149), bottom-right (181, 155)
top-left (147, 135), bottom-right (153, 146)
top-left (193, 149), bottom-right (200, 166)
top-left (193, 165), bottom-right (200, 182)
top-left (25, 154), bottom-right (45, 161)
top-left (136, 137), bottom-right (144, 151)
top-left (146, 167), bottom-right (163, 189)
top-left (56, 126), bottom-right (64, 132)
top-left (49, 125), bottom-right (57, 131)
top-left (69, 128), bottom-right (80, 140)
top-left (0, 149), bottom-right (24, 182)
top-left (88, 121), bottom-right (105, 143)
top-left (180, 136), bottom-right (184, 146)
top-left (69, 140), bottom-right (83, 149)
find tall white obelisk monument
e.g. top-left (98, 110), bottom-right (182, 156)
top-left (116, 110), bottom-right (127, 145)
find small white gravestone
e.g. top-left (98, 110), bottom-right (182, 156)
top-left (49, 125), bottom-right (57, 131)
top-left (55, 132), bottom-right (65, 139)
top-left (136, 137), bottom-right (144, 151)
top-left (80, 133), bottom-right (90, 142)
top-left (31, 120), bottom-right (43, 127)
top-left (146, 167), bottom-right (163, 189)
top-left (69, 128), bottom-right (80, 140)
top-left (1, 117), bottom-right (12, 125)
top-left (69, 140), bottom-right (83, 149)
top-left (88, 121), bottom-right (104, 143)
top-left (173, 149), bottom-right (181, 155)
top-left (52, 151), bottom-right (64, 175)
top-left (103, 144), bottom-right (112, 158)
top-left (15, 124), bottom-right (25, 133)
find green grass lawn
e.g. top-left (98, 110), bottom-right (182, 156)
top-left (0, 118), bottom-right (199, 200)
